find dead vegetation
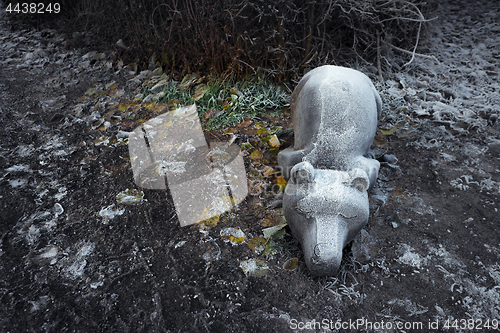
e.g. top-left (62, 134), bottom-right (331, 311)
top-left (4, 0), bottom-right (437, 79)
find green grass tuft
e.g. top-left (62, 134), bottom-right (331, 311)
top-left (150, 76), bottom-right (289, 130)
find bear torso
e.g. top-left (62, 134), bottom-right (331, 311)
top-left (278, 65), bottom-right (381, 188)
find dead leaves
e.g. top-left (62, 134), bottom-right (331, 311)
top-left (77, 72), bottom-right (297, 277)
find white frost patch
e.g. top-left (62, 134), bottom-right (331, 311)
top-left (487, 263), bottom-right (500, 285)
top-left (116, 189), bottom-right (145, 204)
top-left (450, 178), bottom-right (468, 190)
top-left (99, 204), bottom-right (125, 223)
top-left (397, 244), bottom-right (427, 269)
top-left (440, 152), bottom-right (456, 162)
top-left (484, 244), bottom-right (500, 258)
top-left (461, 279), bottom-right (500, 319)
top-left (53, 149), bottom-right (69, 157)
top-left (41, 135), bottom-right (65, 151)
top-left (261, 308), bottom-right (292, 325)
top-left (450, 175), bottom-right (500, 194)
top-left (54, 186), bottom-right (68, 200)
top-left (16, 210), bottom-right (52, 245)
top-left (44, 218), bottom-right (58, 230)
top-left (90, 281), bottom-right (104, 289)
top-left (400, 193), bottom-right (435, 216)
top-left (174, 240), bottom-right (186, 248)
top-left (240, 259), bottom-right (269, 277)
top-left (62, 242), bottom-right (95, 279)
top-left (479, 178), bottom-right (500, 194)
top-left (8, 178), bottom-right (28, 188)
top-left (220, 227), bottom-right (246, 245)
top-left (16, 144), bottom-right (35, 157)
top-left (388, 299), bottom-right (429, 316)
top-left (27, 225), bottom-right (40, 245)
top-left (29, 296), bottom-right (51, 313)
top-left (5, 164), bottom-right (31, 172)
top-left (40, 246), bottom-right (58, 258)
top-left (38, 246), bottom-right (59, 265)
top-left (428, 244), bottom-right (465, 269)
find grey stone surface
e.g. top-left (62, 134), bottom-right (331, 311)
top-left (279, 65), bottom-right (381, 276)
top-left (278, 65), bottom-right (381, 187)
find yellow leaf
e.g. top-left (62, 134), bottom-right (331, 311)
top-left (275, 176), bottom-right (287, 191)
top-left (248, 149), bottom-right (262, 160)
top-left (283, 257), bottom-right (298, 271)
top-left (86, 88), bottom-right (97, 96)
top-left (200, 214), bottom-right (219, 228)
top-left (267, 134), bottom-right (280, 148)
top-left (380, 124), bottom-right (398, 135)
top-left (247, 237), bottom-right (267, 253)
top-left (220, 227), bottom-right (246, 245)
top-left (256, 127), bottom-right (268, 137)
top-left (262, 165), bottom-right (276, 177)
top-left (222, 102), bottom-right (233, 110)
top-left (263, 224), bottom-right (287, 239)
top-left (142, 102), bottom-right (157, 110)
top-left (240, 142), bottom-right (253, 150)
top-left (118, 103), bottom-right (137, 111)
top-left (116, 189), bottom-right (145, 204)
top-left (230, 87), bottom-right (244, 97)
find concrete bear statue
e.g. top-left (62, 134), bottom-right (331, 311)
top-left (278, 65), bottom-right (382, 276)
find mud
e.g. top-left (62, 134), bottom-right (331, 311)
top-left (1, 0), bottom-right (500, 332)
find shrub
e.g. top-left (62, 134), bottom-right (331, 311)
top-left (3, 0), bottom-right (437, 80)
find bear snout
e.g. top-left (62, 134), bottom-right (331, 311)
top-left (309, 243), bottom-right (343, 276)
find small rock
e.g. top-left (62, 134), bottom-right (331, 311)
top-left (53, 203), bottom-right (64, 216)
top-left (382, 154), bottom-right (398, 164)
top-left (351, 229), bottom-right (377, 263)
top-left (116, 39), bottom-right (128, 50)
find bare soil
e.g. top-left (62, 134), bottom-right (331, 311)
top-left (1, 0), bottom-right (500, 332)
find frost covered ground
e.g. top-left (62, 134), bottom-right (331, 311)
top-left (1, 0), bottom-right (500, 332)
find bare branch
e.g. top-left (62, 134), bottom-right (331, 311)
top-left (382, 40), bottom-right (440, 64)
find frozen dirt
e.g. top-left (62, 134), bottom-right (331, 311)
top-left (1, 0), bottom-right (500, 332)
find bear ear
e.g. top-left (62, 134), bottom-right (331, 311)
top-left (348, 168), bottom-right (369, 192)
top-left (290, 161), bottom-right (314, 184)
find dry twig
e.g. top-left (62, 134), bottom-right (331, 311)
top-left (377, 31), bottom-right (383, 81)
top-left (382, 40), bottom-right (440, 65)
